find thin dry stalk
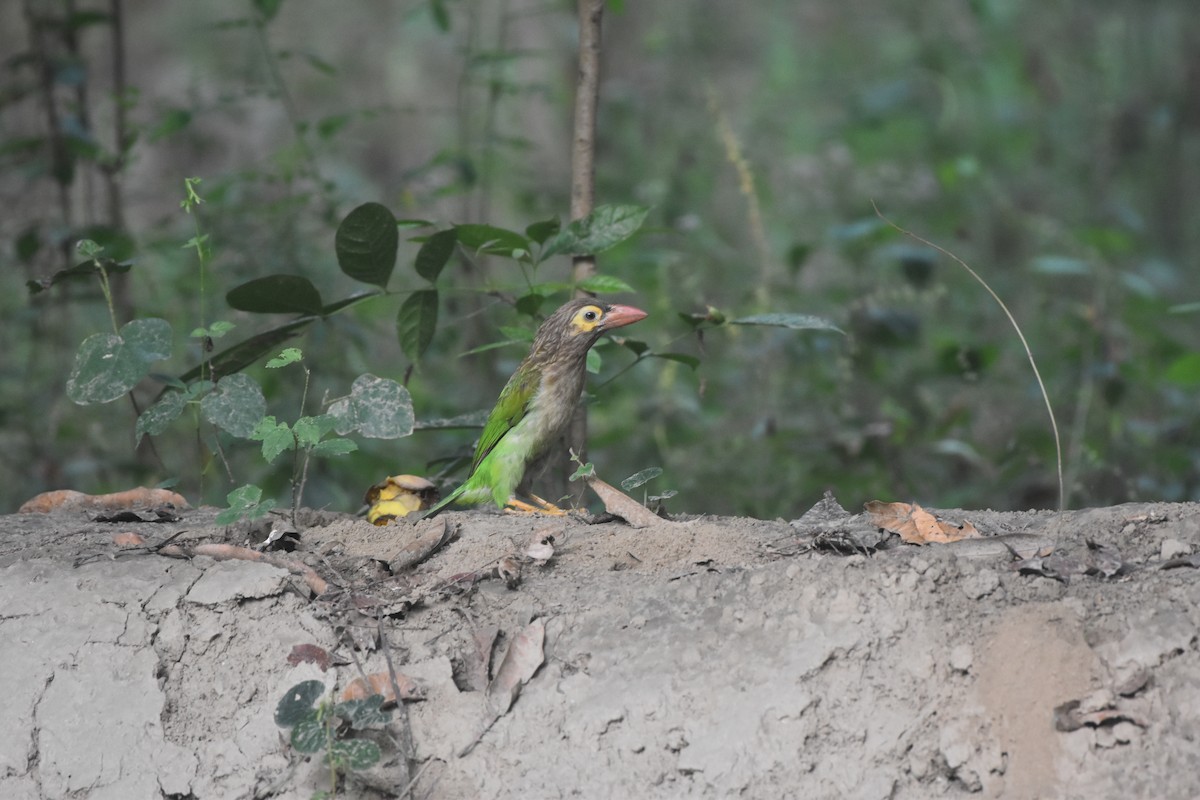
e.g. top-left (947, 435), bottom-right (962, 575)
top-left (873, 203), bottom-right (1065, 510)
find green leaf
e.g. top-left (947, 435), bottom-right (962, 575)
top-left (335, 695), bottom-right (392, 729)
top-left (149, 108), bottom-right (193, 142)
top-left (200, 373), bottom-right (267, 438)
top-left (322, 290), bottom-right (381, 316)
top-left (275, 680), bottom-right (325, 727)
top-left (414, 228), bottom-right (457, 283)
top-left (397, 290), bottom-right (438, 363)
top-left (586, 348), bottom-right (601, 374)
top-left (328, 374), bottom-right (415, 439)
top-left (620, 467), bottom-right (663, 491)
top-left (578, 274), bottom-right (636, 294)
top-left (1030, 256), bottom-right (1091, 276)
top-left (253, 0), bottom-right (284, 21)
top-left (311, 438), bottom-right (358, 457)
top-left (266, 347), bottom-right (303, 368)
top-left (730, 313), bottom-right (844, 334)
top-left (251, 416), bottom-right (295, 462)
top-left (621, 339), bottom-right (649, 357)
top-left (542, 204), bottom-right (649, 258)
top-left (328, 739), bottom-right (381, 771)
top-left (292, 415), bottom-right (324, 448)
top-left (1165, 353), bottom-right (1200, 386)
top-left (453, 224), bottom-right (530, 258)
top-left (290, 718), bottom-right (326, 754)
top-left (515, 292), bottom-right (545, 316)
top-left (569, 461), bottom-right (595, 482)
top-left (429, 0), bottom-right (450, 30)
top-left (215, 484), bottom-right (274, 525)
top-left (336, 202), bottom-right (399, 287)
top-left (413, 410), bottom-right (490, 430)
top-left (227, 275), bottom-right (324, 315)
top-left (67, 318), bottom-right (172, 404)
top-left (653, 352), bottom-right (701, 370)
top-left (525, 217), bottom-right (560, 245)
top-left (136, 391), bottom-right (187, 445)
top-left (26, 257), bottom-right (133, 295)
top-left (173, 316), bottom-right (318, 389)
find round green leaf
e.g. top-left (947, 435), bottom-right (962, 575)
top-left (67, 318), bottom-right (173, 404)
top-left (620, 467), bottom-right (663, 492)
top-left (329, 739), bottom-right (381, 771)
top-left (227, 275), bottom-right (324, 315)
top-left (290, 718), bottom-right (326, 754)
top-left (136, 390), bottom-right (187, 444)
top-left (452, 224), bottom-right (530, 258)
top-left (275, 680), bottom-right (325, 727)
top-left (414, 228), bottom-right (457, 283)
top-left (397, 290), bottom-right (438, 364)
top-left (336, 202), bottom-right (398, 287)
top-left (329, 374), bottom-right (414, 439)
top-left (578, 274), bottom-right (636, 294)
top-left (200, 373), bottom-right (267, 438)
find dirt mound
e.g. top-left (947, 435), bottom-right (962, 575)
top-left (1, 499), bottom-right (1197, 798)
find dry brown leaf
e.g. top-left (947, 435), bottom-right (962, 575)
top-left (287, 644), bottom-right (332, 671)
top-left (464, 626), bottom-right (500, 693)
top-left (340, 670), bottom-right (423, 704)
top-left (487, 619), bottom-right (546, 715)
top-left (865, 500), bottom-right (981, 545)
top-left (586, 476), bottom-right (662, 528)
top-left (112, 532), bottom-right (147, 548)
top-left (388, 516), bottom-right (454, 572)
top-left (20, 487), bottom-right (190, 514)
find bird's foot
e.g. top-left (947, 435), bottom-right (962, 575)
top-left (504, 494), bottom-right (567, 516)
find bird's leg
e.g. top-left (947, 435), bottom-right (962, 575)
top-left (504, 494), bottom-right (567, 516)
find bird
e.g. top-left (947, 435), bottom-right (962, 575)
top-left (421, 298), bottom-right (647, 518)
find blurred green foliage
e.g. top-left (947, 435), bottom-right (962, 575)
top-left (2, 0), bottom-right (1198, 517)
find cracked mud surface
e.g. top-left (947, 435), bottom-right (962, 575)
top-left (1, 499), bottom-right (1198, 798)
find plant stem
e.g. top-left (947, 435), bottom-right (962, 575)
top-left (873, 203), bottom-right (1065, 511)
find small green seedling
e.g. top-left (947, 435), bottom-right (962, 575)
top-left (274, 680), bottom-right (392, 798)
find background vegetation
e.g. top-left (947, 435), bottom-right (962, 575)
top-left (3, 0), bottom-right (1198, 518)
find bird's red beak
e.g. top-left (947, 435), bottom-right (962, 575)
top-left (603, 304), bottom-right (648, 330)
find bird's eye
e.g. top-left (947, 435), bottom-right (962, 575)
top-left (583, 310), bottom-right (598, 322)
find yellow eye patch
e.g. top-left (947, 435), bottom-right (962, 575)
top-left (570, 304), bottom-right (605, 333)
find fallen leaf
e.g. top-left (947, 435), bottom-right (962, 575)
top-left (464, 626), bottom-right (500, 692)
top-left (460, 619), bottom-right (548, 757)
top-left (389, 516), bottom-right (455, 572)
top-left (364, 474), bottom-right (439, 525)
top-left (1053, 698), bottom-right (1148, 732)
top-left (1160, 552), bottom-right (1200, 570)
top-left (864, 500), bottom-right (981, 545)
top-left (586, 476), bottom-right (662, 528)
top-left (112, 532), bottom-right (146, 548)
top-left (1084, 538), bottom-right (1135, 578)
top-left (20, 487), bottom-right (190, 514)
top-left (94, 508), bottom-right (182, 523)
top-left (287, 644), bottom-right (332, 671)
top-left (341, 671), bottom-right (423, 704)
top-left (487, 619), bottom-right (546, 715)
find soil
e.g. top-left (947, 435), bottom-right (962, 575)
top-left (1, 494), bottom-right (1198, 799)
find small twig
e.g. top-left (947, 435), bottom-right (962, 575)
top-left (873, 202), bottom-right (1065, 511)
top-left (378, 617), bottom-right (418, 799)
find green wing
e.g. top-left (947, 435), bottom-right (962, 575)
top-left (468, 365), bottom-right (540, 474)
